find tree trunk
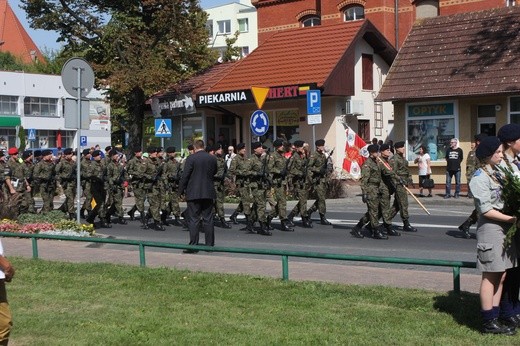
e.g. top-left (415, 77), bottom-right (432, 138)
top-left (127, 87), bottom-right (146, 150)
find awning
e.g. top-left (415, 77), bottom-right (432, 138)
top-left (0, 116), bottom-right (21, 127)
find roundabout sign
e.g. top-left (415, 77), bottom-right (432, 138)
top-left (250, 110), bottom-right (269, 136)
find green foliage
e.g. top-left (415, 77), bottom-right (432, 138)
top-left (221, 31), bottom-right (242, 62)
top-left (8, 257), bottom-right (489, 344)
top-left (17, 210), bottom-right (68, 224)
top-left (0, 51), bottom-right (27, 71)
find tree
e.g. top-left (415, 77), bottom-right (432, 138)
top-left (221, 31), bottom-right (242, 62)
top-left (20, 0), bottom-right (216, 149)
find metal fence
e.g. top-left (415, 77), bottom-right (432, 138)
top-left (0, 232), bottom-right (477, 293)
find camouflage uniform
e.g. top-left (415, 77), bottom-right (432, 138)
top-left (288, 149), bottom-right (312, 227)
top-left (228, 152), bottom-right (252, 228)
top-left (33, 158), bottom-right (56, 213)
top-left (86, 157), bottom-right (109, 226)
top-left (162, 154), bottom-right (182, 225)
top-left (359, 156), bottom-right (387, 239)
top-left (138, 155), bottom-right (164, 230)
top-left (23, 158), bottom-right (37, 213)
top-left (5, 156), bottom-right (30, 216)
top-left (106, 156), bottom-right (128, 224)
top-left (268, 147), bottom-right (293, 231)
top-left (80, 154), bottom-right (93, 217)
top-left (55, 156), bottom-right (77, 218)
top-left (378, 156), bottom-right (399, 233)
top-left (126, 153), bottom-right (144, 220)
top-left (389, 151), bottom-right (417, 232)
top-left (249, 147), bottom-right (270, 235)
top-left (213, 154), bottom-right (231, 228)
top-left (307, 149), bottom-right (331, 225)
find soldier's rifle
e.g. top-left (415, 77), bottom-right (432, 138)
top-left (376, 156), bottom-right (430, 215)
top-left (260, 148), bottom-right (271, 188)
top-left (152, 162), bottom-right (164, 183)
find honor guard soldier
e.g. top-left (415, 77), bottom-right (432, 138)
top-left (210, 144), bottom-right (231, 229)
top-left (307, 139), bottom-right (332, 225)
top-left (85, 150), bottom-right (110, 228)
top-left (267, 139), bottom-right (294, 231)
top-left (21, 150), bottom-right (37, 213)
top-left (55, 148), bottom-right (77, 220)
top-left (33, 149), bottom-right (56, 213)
top-left (162, 146), bottom-right (183, 226)
top-left (228, 143), bottom-right (253, 231)
top-left (80, 149), bottom-right (93, 219)
top-left (5, 147), bottom-right (31, 216)
top-left (106, 149), bottom-right (128, 224)
top-left (389, 141), bottom-right (418, 232)
top-left (287, 140), bottom-right (312, 228)
top-left (138, 147), bottom-right (164, 231)
top-left (126, 147), bottom-right (144, 221)
top-left (377, 144), bottom-right (400, 236)
top-left (249, 142), bottom-right (271, 235)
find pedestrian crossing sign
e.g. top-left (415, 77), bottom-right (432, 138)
top-left (155, 119), bottom-right (172, 138)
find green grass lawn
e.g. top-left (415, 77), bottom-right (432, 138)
top-left (5, 257), bottom-right (512, 345)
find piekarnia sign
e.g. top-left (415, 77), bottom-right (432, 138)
top-left (197, 83), bottom-right (317, 107)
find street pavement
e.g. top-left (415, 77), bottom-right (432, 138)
top-left (4, 183), bottom-right (481, 293)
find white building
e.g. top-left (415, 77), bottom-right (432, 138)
top-left (0, 71), bottom-right (111, 151)
top-left (205, 0), bottom-right (258, 59)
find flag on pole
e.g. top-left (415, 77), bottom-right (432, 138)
top-left (342, 126), bottom-right (368, 179)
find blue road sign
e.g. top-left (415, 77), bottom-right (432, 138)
top-left (28, 128), bottom-right (36, 141)
top-left (80, 136), bottom-right (87, 146)
top-left (250, 110), bottom-right (269, 136)
top-left (307, 90), bottom-right (321, 115)
top-left (155, 119), bottom-right (172, 138)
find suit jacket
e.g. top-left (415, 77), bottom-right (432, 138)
top-left (179, 150), bottom-right (217, 201)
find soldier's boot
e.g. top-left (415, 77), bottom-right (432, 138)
top-left (242, 215), bottom-right (255, 233)
top-left (403, 220), bottom-right (417, 232)
top-left (99, 217), bottom-right (112, 228)
top-left (320, 213), bottom-right (332, 226)
top-left (141, 210), bottom-right (149, 229)
top-left (306, 205), bottom-right (317, 218)
top-left (257, 222), bottom-right (272, 236)
top-left (85, 211), bottom-right (96, 225)
top-left (58, 203), bottom-right (67, 213)
top-left (80, 208), bottom-right (86, 219)
top-left (68, 213), bottom-right (75, 220)
top-left (220, 217), bottom-right (232, 229)
top-left (265, 215), bottom-right (274, 230)
top-left (287, 211), bottom-right (295, 227)
top-left (385, 223), bottom-right (401, 236)
top-left (372, 225), bottom-right (389, 240)
top-left (118, 217), bottom-right (127, 225)
top-left (153, 220), bottom-right (165, 231)
top-left (351, 221), bottom-right (365, 239)
top-left (458, 218), bottom-right (472, 239)
top-left (281, 219), bottom-right (294, 232)
top-left (302, 216), bottom-right (313, 228)
top-left (127, 205), bottom-right (137, 221)
top-left (229, 211), bottom-right (239, 224)
top-left (161, 211), bottom-right (170, 226)
top-left (173, 215), bottom-right (182, 226)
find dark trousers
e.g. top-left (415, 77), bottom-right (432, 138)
top-left (186, 199), bottom-right (215, 246)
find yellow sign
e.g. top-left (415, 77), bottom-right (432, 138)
top-left (251, 86), bottom-right (270, 109)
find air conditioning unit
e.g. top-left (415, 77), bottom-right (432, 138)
top-left (346, 99), bottom-right (364, 116)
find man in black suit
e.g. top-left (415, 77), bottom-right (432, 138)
top-left (179, 140), bottom-right (218, 253)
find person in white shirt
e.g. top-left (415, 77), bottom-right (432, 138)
top-left (224, 146), bottom-right (236, 169)
top-left (414, 145), bottom-right (432, 197)
top-left (0, 239), bottom-right (14, 345)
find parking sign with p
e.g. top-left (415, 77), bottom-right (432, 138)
top-left (307, 90), bottom-right (321, 115)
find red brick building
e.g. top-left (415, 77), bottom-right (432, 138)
top-left (253, 0), bottom-right (511, 49)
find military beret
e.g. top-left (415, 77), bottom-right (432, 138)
top-left (22, 150), bottom-right (32, 160)
top-left (236, 143), bottom-right (246, 150)
top-left (63, 148), bottom-right (74, 155)
top-left (212, 144), bottom-right (222, 152)
top-left (497, 124), bottom-right (520, 143)
top-left (155, 147), bottom-right (163, 153)
top-left (34, 150), bottom-right (42, 157)
top-left (166, 146), bottom-right (176, 153)
top-left (394, 141), bottom-right (405, 149)
top-left (205, 145), bottom-right (213, 152)
top-left (8, 147), bottom-right (18, 155)
top-left (42, 149), bottom-right (53, 157)
top-left (147, 147), bottom-right (156, 154)
top-left (367, 144), bottom-right (379, 153)
top-left (273, 139), bottom-right (284, 147)
top-left (476, 136), bottom-right (501, 160)
top-left (474, 133), bottom-right (488, 142)
top-left (294, 140), bottom-right (304, 148)
top-left (133, 147), bottom-right (142, 153)
top-left (379, 144), bottom-right (390, 151)
top-left (108, 149), bottom-right (118, 157)
top-left (251, 142), bottom-right (262, 150)
top-left (91, 150), bottom-right (102, 157)
top-left (82, 148), bottom-right (91, 156)
top-left (315, 139), bottom-right (325, 147)
top-left (105, 146), bottom-right (112, 152)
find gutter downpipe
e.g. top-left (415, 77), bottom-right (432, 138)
top-left (395, 0), bottom-right (399, 50)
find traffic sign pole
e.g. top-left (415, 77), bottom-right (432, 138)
top-left (75, 65), bottom-right (83, 224)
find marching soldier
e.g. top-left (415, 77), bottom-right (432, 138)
top-left (210, 144), bottom-right (231, 228)
top-left (106, 149), bottom-right (128, 224)
top-left (55, 148), bottom-right (77, 220)
top-left (228, 143), bottom-right (253, 231)
top-left (377, 144), bottom-right (401, 236)
top-left (5, 147), bottom-right (31, 216)
top-left (249, 142), bottom-right (271, 235)
top-left (21, 150), bottom-right (37, 213)
top-left (268, 139), bottom-right (294, 231)
top-left (138, 147), bottom-right (164, 231)
top-left (126, 147), bottom-right (144, 221)
top-left (80, 149), bottom-right (93, 219)
top-left (162, 146), bottom-right (183, 226)
top-left (307, 139), bottom-right (332, 225)
top-left (85, 150), bottom-right (110, 228)
top-left (388, 141), bottom-right (418, 232)
top-left (287, 140), bottom-right (312, 228)
top-left (33, 149), bottom-right (56, 213)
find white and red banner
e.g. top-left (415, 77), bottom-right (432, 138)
top-left (342, 126), bottom-right (368, 179)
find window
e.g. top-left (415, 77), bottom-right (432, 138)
top-left (510, 97), bottom-right (520, 123)
top-left (406, 102), bottom-right (457, 161)
top-left (301, 16), bottom-right (321, 27)
top-left (37, 130), bottom-right (56, 148)
top-left (344, 5), bottom-right (365, 21)
top-left (206, 20), bottom-right (213, 38)
top-left (362, 54), bottom-right (373, 90)
top-left (24, 97), bottom-right (58, 117)
top-left (238, 18), bottom-right (248, 33)
top-left (217, 20), bottom-right (231, 34)
top-left (0, 129), bottom-right (15, 150)
top-left (358, 120), bottom-right (370, 142)
top-left (241, 46), bottom-right (250, 57)
top-left (506, 0), bottom-right (516, 7)
top-left (415, 0), bottom-right (439, 19)
top-left (0, 96), bottom-right (18, 115)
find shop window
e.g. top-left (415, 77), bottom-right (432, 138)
top-left (0, 96), bottom-right (18, 115)
top-left (362, 54), bottom-right (373, 91)
top-left (301, 16), bottom-right (321, 27)
top-left (344, 5), bottom-right (365, 21)
top-left (415, 0), bottom-right (439, 19)
top-left (217, 20), bottom-right (231, 34)
top-left (0, 129), bottom-right (15, 150)
top-left (24, 97), bottom-right (58, 117)
top-left (238, 18), bottom-right (249, 33)
top-left (406, 102), bottom-right (457, 161)
top-left (510, 97), bottom-right (520, 123)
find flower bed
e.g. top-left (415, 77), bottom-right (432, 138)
top-left (1, 211), bottom-right (95, 237)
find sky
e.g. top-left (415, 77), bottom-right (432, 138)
top-left (9, 0), bottom-right (236, 52)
